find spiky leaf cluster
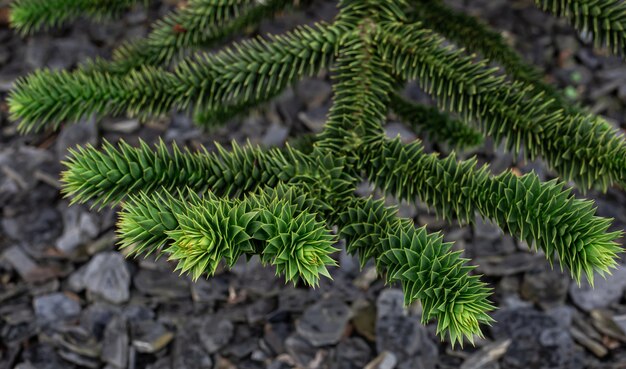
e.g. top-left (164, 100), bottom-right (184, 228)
top-left (338, 197), bottom-right (493, 347)
top-left (119, 184), bottom-right (338, 286)
top-left (9, 0), bottom-right (626, 346)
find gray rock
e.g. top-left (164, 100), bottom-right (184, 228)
top-left (384, 122), bottom-right (418, 143)
top-left (353, 266), bottom-right (380, 290)
top-left (376, 289), bottom-right (406, 319)
top-left (569, 326), bottom-right (607, 358)
top-left (262, 122), bottom-right (289, 147)
top-left (123, 304), bottom-right (155, 322)
top-left (278, 288), bottom-right (314, 313)
top-left (25, 36), bottom-right (52, 69)
top-left (351, 299), bottom-right (376, 342)
top-left (67, 264), bottom-right (88, 292)
top-left (190, 275), bottom-right (229, 303)
top-left (0, 71), bottom-right (18, 92)
top-left (101, 316), bottom-right (129, 368)
top-left (296, 298), bottom-right (352, 347)
top-left (546, 306), bottom-right (575, 328)
top-left (470, 236), bottom-right (517, 257)
top-left (2, 206), bottom-right (62, 250)
top-left (264, 322), bottom-right (290, 354)
top-left (173, 320), bottom-right (213, 369)
top-left (58, 349), bottom-right (100, 368)
top-left (33, 293), bottom-right (81, 327)
top-left (474, 252), bottom-right (543, 276)
top-left (460, 339), bottom-right (511, 369)
top-left (491, 308), bottom-right (583, 369)
top-left (56, 116), bottom-right (98, 160)
top-left (612, 314), bottom-right (626, 336)
top-left (0, 146), bottom-right (53, 208)
top-left (2, 246), bottom-right (60, 282)
top-left (376, 315), bottom-right (437, 368)
top-left (131, 320), bottom-right (174, 354)
top-left (18, 343), bottom-right (68, 369)
top-left (80, 302), bottom-right (120, 339)
top-left (375, 289), bottom-right (437, 367)
top-left (298, 104), bottom-right (329, 133)
top-left (473, 217), bottom-right (503, 241)
top-left (83, 252), bottom-right (131, 304)
top-left (589, 309), bottom-right (626, 342)
top-left (101, 118), bottom-right (140, 133)
top-left (222, 336), bottom-right (256, 359)
top-left (198, 317), bottom-right (234, 353)
top-left (333, 337), bottom-right (372, 369)
top-left (133, 269), bottom-right (190, 299)
top-left (56, 205), bottom-right (100, 254)
top-left (521, 265), bottom-right (570, 308)
top-left (48, 35), bottom-right (98, 70)
top-left (274, 88), bottom-right (302, 125)
top-left (246, 298), bottom-right (275, 324)
top-left (53, 326), bottom-right (100, 359)
top-left (364, 352), bottom-right (397, 369)
top-left (296, 78), bottom-right (332, 110)
top-left (285, 334), bottom-right (318, 367)
top-left (569, 268), bottom-right (626, 311)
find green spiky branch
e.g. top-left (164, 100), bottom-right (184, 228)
top-left (408, 0), bottom-right (599, 119)
top-left (10, 0), bottom-right (145, 34)
top-left (378, 21), bottom-right (626, 191)
top-left (84, 0), bottom-right (294, 75)
top-left (338, 196), bottom-right (493, 347)
top-left (10, 21), bottom-right (343, 132)
top-left (410, 0), bottom-right (542, 83)
top-left (9, 0), bottom-right (626, 345)
top-left (359, 138), bottom-right (622, 284)
top-left (535, 0), bottom-right (626, 55)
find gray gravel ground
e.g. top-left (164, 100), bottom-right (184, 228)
top-left (2, 0), bottom-right (626, 368)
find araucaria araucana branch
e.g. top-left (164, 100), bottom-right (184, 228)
top-left (7, 0), bottom-right (626, 347)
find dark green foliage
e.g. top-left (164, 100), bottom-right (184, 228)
top-left (8, 0), bottom-right (626, 346)
top-left (338, 197), bottom-right (493, 347)
top-left (535, 0), bottom-right (626, 55)
top-left (359, 138), bottom-right (622, 284)
top-left (118, 185), bottom-right (338, 285)
top-left (379, 21), bottom-right (626, 191)
top-left (10, 21), bottom-right (342, 132)
top-left (10, 0), bottom-right (144, 34)
top-left (84, 0), bottom-right (294, 75)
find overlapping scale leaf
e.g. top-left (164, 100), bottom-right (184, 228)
top-left (410, 0), bottom-right (542, 83)
top-left (316, 31), bottom-right (394, 153)
top-left (167, 195), bottom-right (259, 280)
top-left (378, 228), bottom-right (493, 347)
top-left (338, 197), bottom-right (407, 266)
top-left (482, 171), bottom-right (622, 284)
top-left (116, 189), bottom-right (200, 257)
top-left (337, 196), bottom-right (494, 346)
top-left (256, 200), bottom-right (338, 286)
top-left (61, 139), bottom-right (315, 207)
top-left (18, 0), bottom-right (626, 347)
top-left (118, 185), bottom-right (338, 283)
